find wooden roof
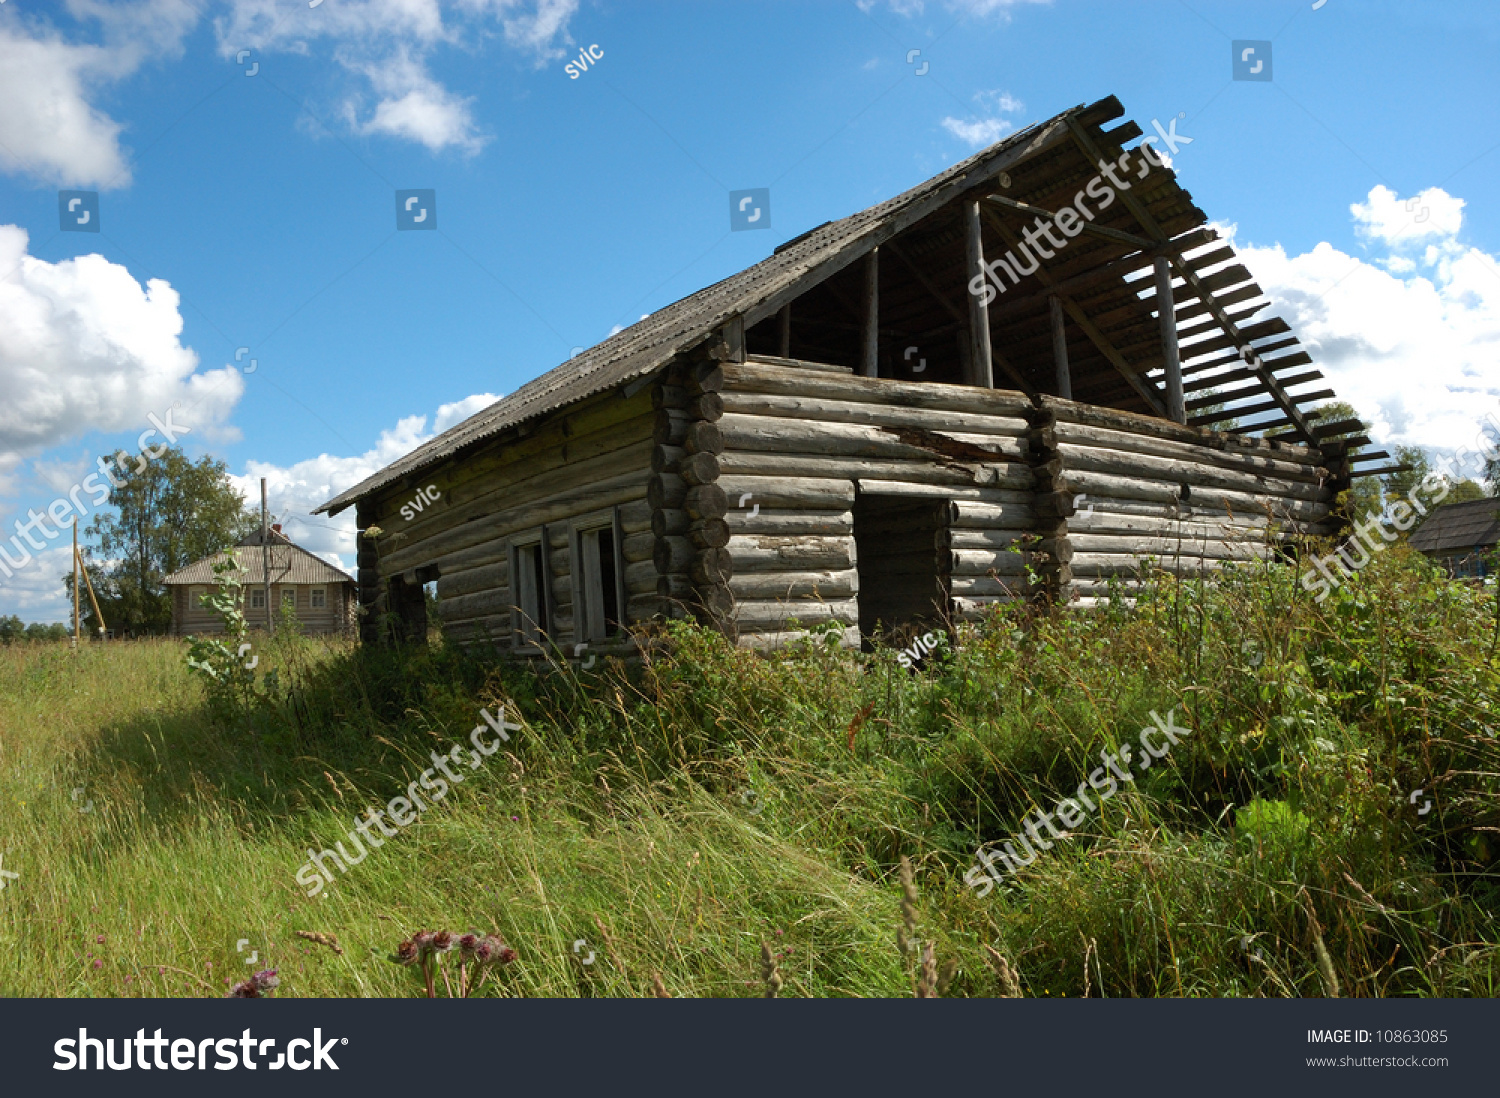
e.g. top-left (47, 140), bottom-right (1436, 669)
top-left (1408, 497), bottom-right (1500, 555)
top-left (164, 528), bottom-right (354, 586)
top-left (319, 94), bottom-right (1351, 517)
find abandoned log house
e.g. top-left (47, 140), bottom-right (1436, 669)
top-left (316, 95), bottom-right (1387, 654)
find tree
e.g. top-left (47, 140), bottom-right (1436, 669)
top-left (78, 448), bottom-right (260, 635)
top-left (1310, 400), bottom-right (1380, 518)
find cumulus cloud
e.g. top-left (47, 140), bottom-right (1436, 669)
top-left (941, 89), bottom-right (1024, 148)
top-left (229, 392), bottom-right (502, 567)
top-left (1225, 184), bottom-right (1500, 455)
top-left (218, 0), bottom-right (577, 154)
top-left (0, 1), bottom-right (196, 188)
top-left (0, 225), bottom-right (243, 458)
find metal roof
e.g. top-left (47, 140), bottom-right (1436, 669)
top-left (1408, 496), bottom-right (1500, 554)
top-left (164, 529), bottom-right (355, 586)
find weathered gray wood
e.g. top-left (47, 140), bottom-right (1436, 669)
top-left (732, 598), bottom-right (859, 629)
top-left (728, 535), bottom-right (854, 573)
top-left (778, 303), bottom-right (791, 358)
top-left (1051, 420), bottom-right (1326, 481)
top-left (654, 408), bottom-right (690, 445)
top-left (1155, 255), bottom-right (1185, 424)
top-left (716, 475), bottom-right (855, 511)
top-left (683, 484), bottom-right (729, 519)
top-left (1056, 443), bottom-right (1331, 502)
top-left (717, 390), bottom-right (1029, 438)
top-left (436, 561), bottom-right (509, 600)
top-left (683, 421), bottom-right (724, 455)
top-left (947, 500), bottom-right (1036, 528)
top-left (722, 361), bottom-right (1030, 416)
top-left (678, 451), bottom-right (722, 487)
top-left (736, 624), bottom-right (862, 650)
top-left (688, 517), bottom-right (731, 549)
top-left (648, 472), bottom-right (687, 511)
top-left (940, 528), bottom-right (1029, 551)
top-left (862, 247), bottom-right (880, 378)
top-left (859, 480), bottom-right (1034, 503)
top-left (729, 569), bottom-right (859, 600)
top-left (948, 549), bottom-right (1029, 576)
top-left (689, 547), bottom-right (734, 586)
top-left (652, 444), bottom-right (685, 474)
top-left (719, 451), bottom-right (1030, 490)
top-left (622, 530), bottom-right (655, 563)
top-left (654, 536), bottom-right (694, 574)
top-left (1050, 295), bottom-right (1072, 400)
top-left (652, 508), bottom-right (690, 537)
top-left (1070, 554), bottom-right (1228, 578)
top-left (715, 412), bottom-right (1027, 463)
top-left (1068, 533), bottom-right (1265, 560)
top-left (690, 392), bottom-right (725, 423)
top-left (726, 508), bottom-right (853, 536)
top-left (653, 384), bottom-right (689, 410)
top-left (949, 575), bottom-right (1028, 597)
top-left (619, 498), bottom-right (652, 534)
top-left (965, 199), bottom-right (994, 388)
top-left (1037, 396), bottom-right (1322, 464)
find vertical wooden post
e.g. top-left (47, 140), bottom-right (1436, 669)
top-left (1154, 256), bottom-right (1185, 424)
top-left (777, 303), bottom-right (791, 358)
top-left (71, 521), bottom-right (79, 650)
top-left (1049, 295), bottom-right (1072, 400)
top-left (861, 247), bottom-right (879, 378)
top-left (965, 201), bottom-right (994, 388)
top-left (261, 477), bottom-right (274, 636)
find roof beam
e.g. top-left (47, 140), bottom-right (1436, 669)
top-left (981, 205), bottom-right (1167, 416)
top-left (984, 193), bottom-right (1155, 250)
top-left (1063, 115), bottom-right (1321, 448)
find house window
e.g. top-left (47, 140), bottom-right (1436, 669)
top-left (310, 587), bottom-right (327, 609)
top-left (511, 535), bottom-right (552, 646)
top-left (574, 522), bottom-right (622, 643)
top-left (282, 589), bottom-right (297, 609)
top-left (249, 588), bottom-right (265, 610)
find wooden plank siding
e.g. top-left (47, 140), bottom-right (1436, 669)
top-left (172, 582), bottom-right (355, 636)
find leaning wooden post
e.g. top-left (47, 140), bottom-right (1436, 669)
top-left (777, 303), bottom-right (791, 358)
top-left (964, 201), bottom-right (994, 388)
top-left (71, 521), bottom-right (79, 650)
top-left (260, 477), bottom-right (274, 636)
top-left (861, 248), bottom-right (879, 378)
top-left (1153, 256), bottom-right (1185, 424)
top-left (1049, 295), bottom-right (1072, 400)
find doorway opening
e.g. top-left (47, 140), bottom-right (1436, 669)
top-left (853, 493), bottom-right (949, 651)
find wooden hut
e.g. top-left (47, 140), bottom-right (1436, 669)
top-left (316, 96), bottom-right (1387, 654)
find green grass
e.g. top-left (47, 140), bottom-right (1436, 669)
top-left (1, 542), bottom-right (1497, 998)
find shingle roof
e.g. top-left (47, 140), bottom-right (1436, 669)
top-left (316, 104), bottom-right (1083, 516)
top-left (163, 529), bottom-right (354, 586)
top-left (1408, 496), bottom-right (1500, 554)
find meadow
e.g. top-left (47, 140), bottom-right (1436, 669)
top-left (0, 542), bottom-right (1496, 998)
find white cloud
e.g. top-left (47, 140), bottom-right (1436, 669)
top-left (218, 0), bottom-right (577, 154)
top-left (0, 1), bottom-right (197, 188)
top-left (229, 392), bottom-right (502, 566)
top-left (860, 0), bottom-right (1049, 16)
top-left (1351, 184), bottom-right (1465, 247)
top-left (1224, 184), bottom-right (1500, 455)
top-left (940, 89), bottom-right (1023, 148)
top-left (0, 225), bottom-right (243, 458)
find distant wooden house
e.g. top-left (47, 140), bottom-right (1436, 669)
top-left (164, 527), bottom-right (357, 636)
top-left (318, 96), bottom-right (1382, 655)
top-left (1408, 497), bottom-right (1500, 578)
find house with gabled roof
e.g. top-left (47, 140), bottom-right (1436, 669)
top-left (316, 95), bottom-right (1382, 655)
top-left (164, 526), bottom-right (356, 636)
top-left (1408, 497), bottom-right (1500, 579)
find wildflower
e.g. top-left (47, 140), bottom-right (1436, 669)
top-left (393, 938), bottom-right (420, 966)
top-left (92, 959), bottom-right (103, 969)
top-left (227, 968), bottom-right (279, 998)
top-left (96, 935), bottom-right (105, 944)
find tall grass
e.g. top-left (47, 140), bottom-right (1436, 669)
top-left (0, 542), bottom-right (1495, 997)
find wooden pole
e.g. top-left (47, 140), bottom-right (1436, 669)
top-left (76, 542), bottom-right (106, 638)
top-left (1154, 256), bottom-right (1185, 424)
top-left (72, 521), bottom-right (79, 650)
top-left (964, 201), bottom-right (994, 389)
top-left (1049, 295), bottom-right (1072, 400)
top-left (261, 477), bottom-right (274, 636)
top-left (861, 247), bottom-right (879, 378)
top-left (777, 303), bottom-right (791, 358)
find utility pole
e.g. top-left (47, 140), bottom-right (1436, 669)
top-left (72, 521), bottom-right (80, 651)
top-left (261, 477), bottom-right (274, 637)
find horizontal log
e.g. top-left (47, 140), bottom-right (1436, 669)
top-left (939, 528), bottom-right (1029, 551)
top-left (653, 384), bottom-right (689, 410)
top-left (947, 500), bottom-right (1036, 528)
top-left (690, 392), bottom-right (725, 422)
top-left (652, 509), bottom-right (689, 538)
top-left (690, 547), bottom-right (734, 586)
top-left (949, 575), bottom-right (1030, 597)
top-left (716, 412), bottom-right (1027, 464)
top-left (718, 451), bottom-right (1027, 489)
top-left (684, 421), bottom-right (725, 455)
top-left (1070, 553), bottom-right (1229, 578)
top-left (1051, 420), bottom-right (1327, 481)
top-left (688, 518), bottom-right (731, 549)
top-left (728, 535), bottom-right (855, 573)
top-left (1067, 534), bottom-right (1265, 561)
top-left (1065, 469), bottom-right (1330, 519)
top-left (684, 484), bottom-right (729, 520)
top-left (948, 549), bottom-right (1030, 576)
top-left (624, 559), bottom-right (657, 596)
top-left (729, 568), bottom-right (859, 600)
top-left (679, 451), bottom-right (721, 487)
top-left (654, 536), bottom-right (694, 574)
top-left (619, 498), bottom-right (652, 535)
top-left (731, 598), bottom-right (860, 629)
top-left (654, 408), bottom-right (690, 445)
top-left (860, 480), bottom-right (1035, 503)
top-left (622, 530), bottom-right (654, 563)
top-left (436, 560), bottom-right (509, 600)
top-left (726, 508), bottom-right (853, 536)
top-left (735, 625), bottom-right (861, 650)
top-left (1057, 443), bottom-right (1329, 502)
top-left (717, 389), bottom-right (1030, 438)
top-left (652, 444), bottom-right (685, 474)
top-left (716, 475), bottom-right (855, 510)
top-left (1069, 510), bottom-right (1278, 541)
top-left (1037, 394), bottom-right (1321, 464)
top-left (648, 472), bottom-right (687, 511)
top-left (720, 360), bottom-right (1031, 417)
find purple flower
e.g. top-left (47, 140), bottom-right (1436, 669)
top-left (92, 959), bottom-right (103, 969)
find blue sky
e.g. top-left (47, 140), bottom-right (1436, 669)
top-left (2, 0), bottom-right (1498, 621)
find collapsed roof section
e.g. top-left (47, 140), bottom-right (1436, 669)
top-left (320, 95), bottom-right (1371, 518)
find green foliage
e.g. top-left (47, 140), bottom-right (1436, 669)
top-left (0, 616), bottom-right (71, 643)
top-left (82, 447), bottom-right (260, 635)
top-left (2, 542), bottom-right (1497, 998)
